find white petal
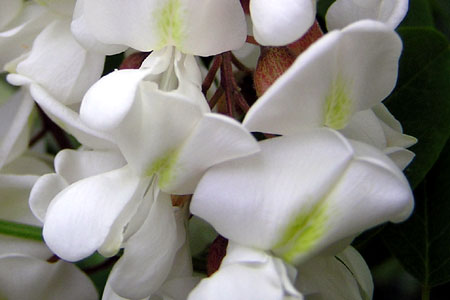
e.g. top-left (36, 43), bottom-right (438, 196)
top-left (251, 0), bottom-right (316, 46)
top-left (337, 246), bottom-right (374, 298)
top-left (79, 0), bottom-right (246, 55)
top-left (55, 149), bottom-right (126, 184)
top-left (295, 251), bottom-right (366, 299)
top-left (326, 0), bottom-right (409, 30)
top-left (82, 68), bottom-right (204, 176)
top-left (162, 113), bottom-right (259, 194)
top-left (15, 19), bottom-right (105, 105)
top-left (244, 20), bottom-right (402, 134)
top-left (340, 109), bottom-right (387, 149)
top-left (191, 129), bottom-right (354, 251)
top-left (0, 254), bottom-right (97, 300)
top-left (29, 173), bottom-right (68, 223)
top-left (26, 83), bottom-right (116, 149)
top-left (71, 0), bottom-right (128, 55)
top-left (0, 89), bottom-right (34, 168)
top-left (189, 242), bottom-right (302, 300)
top-left (43, 166), bottom-right (143, 261)
top-left (108, 191), bottom-right (180, 299)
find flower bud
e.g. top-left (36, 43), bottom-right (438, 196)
top-left (206, 235), bottom-right (228, 276)
top-left (253, 20), bottom-right (323, 96)
top-left (254, 46), bottom-right (296, 96)
top-left (119, 52), bottom-right (150, 69)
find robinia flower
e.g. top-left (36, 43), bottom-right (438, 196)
top-left (191, 128), bottom-right (413, 265)
top-left (243, 20), bottom-right (415, 167)
top-left (31, 47), bottom-right (259, 299)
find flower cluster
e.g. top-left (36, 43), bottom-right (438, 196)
top-left (0, 0), bottom-right (415, 299)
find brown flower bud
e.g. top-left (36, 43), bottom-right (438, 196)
top-left (119, 52), bottom-right (151, 69)
top-left (254, 46), bottom-right (296, 96)
top-left (286, 20), bottom-right (323, 56)
top-left (253, 20), bottom-right (323, 96)
top-left (206, 235), bottom-right (228, 276)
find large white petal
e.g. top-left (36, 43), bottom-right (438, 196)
top-left (0, 254), bottom-right (97, 300)
top-left (326, 0), bottom-right (409, 30)
top-left (79, 0), bottom-right (246, 55)
top-left (43, 166), bottom-right (143, 261)
top-left (251, 0), bottom-right (316, 46)
top-left (15, 19), bottom-right (105, 105)
top-left (55, 149), bottom-right (126, 184)
top-left (244, 20), bottom-right (402, 134)
top-left (191, 129), bottom-right (354, 251)
top-left (162, 113), bottom-right (259, 194)
top-left (192, 129), bottom-right (413, 264)
top-left (108, 191), bottom-right (180, 299)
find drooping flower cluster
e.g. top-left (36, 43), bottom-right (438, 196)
top-left (0, 0), bottom-right (414, 299)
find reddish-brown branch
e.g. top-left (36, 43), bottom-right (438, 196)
top-left (202, 55), bottom-right (222, 96)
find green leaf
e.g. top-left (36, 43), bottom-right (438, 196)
top-left (400, 0), bottom-right (434, 27)
top-left (383, 139), bottom-right (450, 288)
top-left (429, 0), bottom-right (450, 39)
top-left (384, 27), bottom-right (450, 188)
top-left (0, 219), bottom-right (43, 241)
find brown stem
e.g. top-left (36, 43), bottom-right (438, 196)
top-left (202, 55), bottom-right (222, 96)
top-left (220, 52), bottom-right (235, 117)
top-left (46, 255), bottom-right (59, 263)
top-left (208, 87), bottom-right (224, 109)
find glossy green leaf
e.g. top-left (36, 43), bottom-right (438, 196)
top-left (384, 27), bottom-right (450, 188)
top-left (401, 0), bottom-right (434, 27)
top-left (383, 140), bottom-right (450, 288)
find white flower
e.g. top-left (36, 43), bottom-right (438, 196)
top-left (243, 20), bottom-right (403, 134)
top-left (191, 128), bottom-right (413, 264)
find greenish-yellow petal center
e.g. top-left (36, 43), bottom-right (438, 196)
top-left (155, 0), bottom-right (186, 49)
top-left (324, 77), bottom-right (353, 130)
top-left (274, 201), bottom-right (329, 264)
top-left (146, 149), bottom-right (180, 189)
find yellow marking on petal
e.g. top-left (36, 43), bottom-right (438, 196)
top-left (146, 149), bottom-right (180, 188)
top-left (155, 0), bottom-right (186, 50)
top-left (274, 201), bottom-right (329, 264)
top-left (324, 77), bottom-right (353, 130)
